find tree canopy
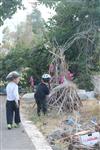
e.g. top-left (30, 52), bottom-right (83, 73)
top-left (44, 0), bottom-right (100, 89)
top-left (0, 0), bottom-right (100, 90)
top-left (38, 0), bottom-right (100, 7)
top-left (0, 9), bottom-right (50, 86)
top-left (0, 0), bottom-right (22, 26)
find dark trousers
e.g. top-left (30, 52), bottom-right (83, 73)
top-left (36, 99), bottom-right (47, 116)
top-left (6, 101), bottom-right (21, 125)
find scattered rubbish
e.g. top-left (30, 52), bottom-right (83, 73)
top-left (80, 132), bottom-right (100, 146)
top-left (91, 117), bottom-right (97, 125)
top-left (66, 117), bottom-right (75, 125)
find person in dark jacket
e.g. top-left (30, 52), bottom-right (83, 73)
top-left (34, 74), bottom-right (51, 116)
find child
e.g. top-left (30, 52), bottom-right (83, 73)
top-left (6, 71), bottom-right (21, 129)
top-left (34, 74), bottom-right (51, 116)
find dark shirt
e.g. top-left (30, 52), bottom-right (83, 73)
top-left (34, 83), bottom-right (49, 101)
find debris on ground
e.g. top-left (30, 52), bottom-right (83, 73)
top-left (47, 115), bottom-right (100, 150)
top-left (22, 92), bottom-right (100, 150)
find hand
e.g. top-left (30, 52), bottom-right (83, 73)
top-left (19, 96), bottom-right (22, 99)
top-left (15, 101), bottom-right (19, 108)
top-left (18, 100), bottom-right (20, 106)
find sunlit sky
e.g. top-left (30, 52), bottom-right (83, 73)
top-left (0, 0), bottom-right (54, 42)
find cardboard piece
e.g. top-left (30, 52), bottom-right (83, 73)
top-left (80, 132), bottom-right (100, 146)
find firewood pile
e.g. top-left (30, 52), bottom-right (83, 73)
top-left (48, 81), bottom-right (82, 113)
top-left (47, 43), bottom-right (100, 149)
top-left (48, 44), bottom-right (82, 113)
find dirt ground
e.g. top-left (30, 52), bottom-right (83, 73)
top-left (21, 98), bottom-right (100, 150)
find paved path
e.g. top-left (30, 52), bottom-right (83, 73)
top-left (0, 96), bottom-right (35, 150)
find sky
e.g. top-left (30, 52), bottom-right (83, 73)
top-left (0, 0), bottom-right (54, 43)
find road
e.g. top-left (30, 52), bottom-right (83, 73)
top-left (0, 96), bottom-right (35, 150)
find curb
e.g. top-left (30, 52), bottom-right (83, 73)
top-left (21, 115), bottom-right (53, 150)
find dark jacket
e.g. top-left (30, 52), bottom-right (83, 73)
top-left (34, 83), bottom-right (49, 101)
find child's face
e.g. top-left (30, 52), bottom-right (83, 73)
top-left (13, 77), bottom-right (20, 84)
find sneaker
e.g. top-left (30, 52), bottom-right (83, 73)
top-left (13, 123), bottom-right (20, 128)
top-left (7, 124), bottom-right (12, 130)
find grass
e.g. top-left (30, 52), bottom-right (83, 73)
top-left (21, 98), bottom-right (100, 127)
top-left (81, 100), bottom-right (100, 122)
top-left (21, 98), bottom-right (100, 150)
top-left (21, 100), bottom-right (67, 135)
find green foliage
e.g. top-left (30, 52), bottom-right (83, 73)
top-left (31, 9), bottom-right (45, 34)
top-left (28, 45), bottom-right (51, 79)
top-left (38, 0), bottom-right (100, 7)
top-left (0, 8), bottom-right (50, 87)
top-left (45, 0), bottom-right (100, 89)
top-left (1, 2), bottom-right (100, 90)
top-left (74, 73), bottom-right (94, 90)
top-left (38, 0), bottom-right (58, 7)
top-left (0, 44), bottom-right (50, 87)
top-left (0, 0), bottom-right (23, 26)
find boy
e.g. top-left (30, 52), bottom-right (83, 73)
top-left (6, 71), bottom-right (21, 129)
top-left (34, 74), bottom-right (51, 116)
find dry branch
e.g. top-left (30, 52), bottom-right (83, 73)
top-left (48, 81), bottom-right (82, 113)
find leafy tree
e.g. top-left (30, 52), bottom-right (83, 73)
top-left (0, 44), bottom-right (50, 87)
top-left (0, 8), bottom-right (50, 87)
top-left (2, 9), bottom-right (46, 49)
top-left (1, 1), bottom-right (100, 90)
top-left (38, 0), bottom-right (100, 7)
top-left (0, 0), bottom-right (22, 26)
top-left (14, 19), bottom-right (34, 49)
top-left (2, 26), bottom-right (15, 48)
top-left (39, 0), bottom-right (100, 89)
top-left (31, 9), bottom-right (45, 34)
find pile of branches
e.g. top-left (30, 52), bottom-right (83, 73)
top-left (48, 81), bottom-right (82, 114)
top-left (48, 40), bottom-right (82, 113)
top-left (60, 130), bottom-right (100, 150)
